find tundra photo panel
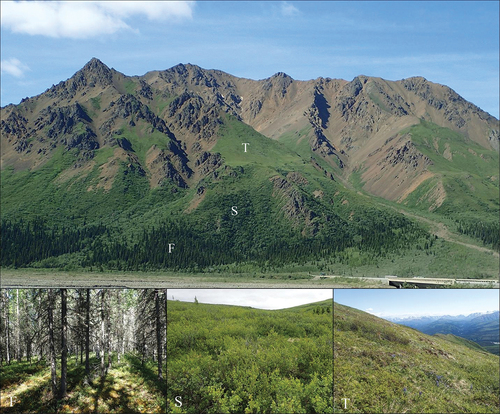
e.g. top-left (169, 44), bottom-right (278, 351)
top-left (333, 289), bottom-right (500, 413)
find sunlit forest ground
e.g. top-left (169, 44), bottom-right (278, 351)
top-left (0, 354), bottom-right (166, 413)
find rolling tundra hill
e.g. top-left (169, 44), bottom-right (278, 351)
top-left (333, 302), bottom-right (500, 413)
top-left (1, 58), bottom-right (498, 277)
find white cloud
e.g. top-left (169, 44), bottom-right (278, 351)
top-left (1, 58), bottom-right (30, 77)
top-left (1, 1), bottom-right (194, 39)
top-left (365, 308), bottom-right (374, 313)
top-left (99, 2), bottom-right (194, 21)
top-left (281, 2), bottom-right (299, 17)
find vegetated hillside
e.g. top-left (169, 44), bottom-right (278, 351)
top-left (1, 58), bottom-right (498, 277)
top-left (392, 311), bottom-right (500, 355)
top-left (166, 299), bottom-right (333, 413)
top-left (433, 333), bottom-right (488, 353)
top-left (333, 302), bottom-right (500, 413)
top-left (283, 298), bottom-right (333, 312)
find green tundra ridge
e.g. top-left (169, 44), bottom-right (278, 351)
top-left (334, 302), bottom-right (500, 413)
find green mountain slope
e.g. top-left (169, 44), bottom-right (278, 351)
top-left (402, 121), bottom-right (499, 246)
top-left (0, 113), bottom-right (437, 273)
top-left (433, 333), bottom-right (488, 353)
top-left (282, 299), bottom-right (333, 312)
top-left (334, 302), bottom-right (500, 413)
top-left (167, 299), bottom-right (333, 413)
top-left (1, 59), bottom-right (498, 278)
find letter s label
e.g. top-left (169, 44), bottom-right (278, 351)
top-left (231, 206), bottom-right (238, 216)
top-left (175, 396), bottom-right (182, 407)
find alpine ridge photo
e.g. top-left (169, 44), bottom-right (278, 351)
top-left (1, 56), bottom-right (499, 287)
top-left (1, 2), bottom-right (499, 288)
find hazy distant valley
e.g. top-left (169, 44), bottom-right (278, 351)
top-left (387, 311), bottom-right (500, 355)
top-left (1, 59), bottom-right (498, 279)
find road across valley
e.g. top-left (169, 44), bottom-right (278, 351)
top-left (2, 270), bottom-right (497, 289)
top-left (311, 274), bottom-right (499, 288)
top-left (396, 209), bottom-right (500, 259)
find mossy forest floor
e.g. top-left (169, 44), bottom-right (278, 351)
top-left (0, 355), bottom-right (166, 413)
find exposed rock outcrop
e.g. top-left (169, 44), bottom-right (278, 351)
top-left (195, 151), bottom-right (222, 176)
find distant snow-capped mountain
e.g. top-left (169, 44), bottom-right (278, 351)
top-left (384, 311), bottom-right (499, 355)
top-left (385, 310), bottom-right (498, 323)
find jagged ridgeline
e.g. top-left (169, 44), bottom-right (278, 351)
top-left (1, 58), bottom-right (498, 272)
top-left (166, 299), bottom-right (333, 413)
top-left (333, 303), bottom-right (500, 413)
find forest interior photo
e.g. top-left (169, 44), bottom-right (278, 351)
top-left (0, 289), bottom-right (166, 413)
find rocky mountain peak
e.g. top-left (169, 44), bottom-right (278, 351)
top-left (348, 76), bottom-right (368, 97)
top-left (159, 63), bottom-right (221, 90)
top-left (261, 71), bottom-right (294, 96)
top-left (271, 71), bottom-right (293, 80)
top-left (167, 63), bottom-right (190, 75)
top-left (67, 57), bottom-right (114, 91)
top-left (82, 57), bottom-right (111, 72)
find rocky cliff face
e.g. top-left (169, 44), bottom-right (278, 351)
top-left (1, 58), bottom-right (498, 204)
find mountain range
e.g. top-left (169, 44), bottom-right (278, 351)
top-left (334, 302), bottom-right (500, 413)
top-left (386, 311), bottom-right (500, 354)
top-left (1, 58), bottom-right (498, 276)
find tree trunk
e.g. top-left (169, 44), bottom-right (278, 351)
top-left (155, 289), bottom-right (163, 380)
top-left (107, 302), bottom-right (112, 371)
top-left (164, 289), bottom-right (167, 395)
top-left (37, 294), bottom-right (42, 363)
top-left (107, 290), bottom-right (113, 371)
top-left (164, 289), bottom-right (167, 348)
top-left (48, 289), bottom-right (57, 398)
top-left (117, 292), bottom-right (123, 364)
top-left (5, 290), bottom-right (11, 365)
top-left (16, 289), bottom-right (20, 362)
top-left (60, 289), bottom-right (68, 399)
top-left (100, 290), bottom-right (106, 376)
top-left (85, 289), bottom-right (90, 379)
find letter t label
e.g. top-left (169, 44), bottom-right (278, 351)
top-left (242, 143), bottom-right (250, 152)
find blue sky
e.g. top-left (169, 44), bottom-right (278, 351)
top-left (334, 289), bottom-right (499, 318)
top-left (1, 1), bottom-right (499, 118)
top-left (167, 289), bottom-right (333, 309)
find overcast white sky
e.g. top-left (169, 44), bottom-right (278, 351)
top-left (167, 289), bottom-right (332, 310)
top-left (1, 1), bottom-right (499, 117)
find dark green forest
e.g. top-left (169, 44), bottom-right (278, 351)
top-left (166, 299), bottom-right (333, 413)
top-left (1, 205), bottom-right (430, 272)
